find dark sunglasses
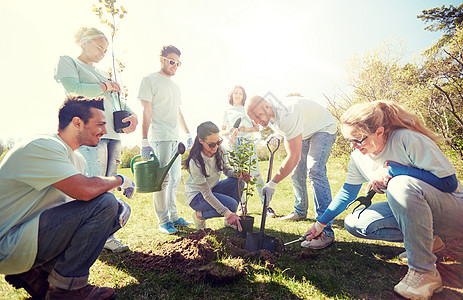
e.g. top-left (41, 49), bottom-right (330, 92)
top-left (161, 57), bottom-right (182, 67)
top-left (346, 135), bottom-right (369, 146)
top-left (204, 137), bottom-right (223, 148)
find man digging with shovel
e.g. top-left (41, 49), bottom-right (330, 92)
top-left (245, 94), bottom-right (338, 249)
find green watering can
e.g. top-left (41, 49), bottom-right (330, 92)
top-left (131, 142), bottom-right (186, 193)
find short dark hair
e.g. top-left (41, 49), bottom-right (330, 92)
top-left (160, 45), bottom-right (181, 57)
top-left (58, 94), bottom-right (105, 130)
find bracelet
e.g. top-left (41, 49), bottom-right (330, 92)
top-left (102, 82), bottom-right (108, 91)
top-left (116, 174), bottom-right (124, 185)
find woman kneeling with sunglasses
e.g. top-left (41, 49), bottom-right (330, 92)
top-left (183, 121), bottom-right (243, 231)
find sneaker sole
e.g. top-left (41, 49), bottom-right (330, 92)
top-left (394, 284), bottom-right (443, 299)
top-left (104, 246), bottom-right (129, 253)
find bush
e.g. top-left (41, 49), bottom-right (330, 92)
top-left (120, 145), bottom-right (140, 168)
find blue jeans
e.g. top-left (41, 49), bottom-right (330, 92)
top-left (150, 140), bottom-right (182, 225)
top-left (291, 131), bottom-right (337, 237)
top-left (189, 177), bottom-right (242, 219)
top-left (344, 176), bottom-right (463, 272)
top-left (78, 138), bottom-right (121, 177)
top-left (32, 193), bottom-right (121, 290)
top-left (78, 138), bottom-right (121, 242)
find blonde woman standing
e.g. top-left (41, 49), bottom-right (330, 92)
top-left (54, 27), bottom-right (138, 252)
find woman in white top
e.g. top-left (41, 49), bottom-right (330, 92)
top-left (221, 86), bottom-right (276, 217)
top-left (303, 100), bottom-right (463, 299)
top-left (54, 27), bottom-right (138, 252)
top-left (184, 121), bottom-right (243, 230)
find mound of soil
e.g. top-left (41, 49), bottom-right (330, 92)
top-left (127, 229), bottom-right (279, 284)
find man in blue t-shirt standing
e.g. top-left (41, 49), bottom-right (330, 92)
top-left (138, 45), bottom-right (193, 234)
top-left (0, 94), bottom-right (135, 299)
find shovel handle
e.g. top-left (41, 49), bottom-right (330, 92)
top-left (258, 137), bottom-right (281, 247)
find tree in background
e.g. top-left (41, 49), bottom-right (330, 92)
top-left (93, 0), bottom-right (129, 108)
top-left (423, 27), bottom-right (463, 157)
top-left (418, 3), bottom-right (463, 50)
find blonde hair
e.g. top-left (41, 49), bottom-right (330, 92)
top-left (341, 100), bottom-right (441, 143)
top-left (74, 27), bottom-right (107, 46)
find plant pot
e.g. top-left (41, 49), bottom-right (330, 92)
top-left (238, 215), bottom-right (254, 238)
top-left (113, 110), bottom-right (131, 133)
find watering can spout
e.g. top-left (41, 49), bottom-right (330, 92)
top-left (158, 142), bottom-right (186, 187)
top-left (130, 142), bottom-right (186, 193)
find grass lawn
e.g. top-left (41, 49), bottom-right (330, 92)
top-left (1, 156), bottom-right (462, 299)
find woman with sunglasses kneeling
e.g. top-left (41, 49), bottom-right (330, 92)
top-left (303, 100), bottom-right (463, 300)
top-left (183, 121), bottom-right (244, 231)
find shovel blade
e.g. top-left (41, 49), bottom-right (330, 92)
top-left (245, 232), bottom-right (276, 253)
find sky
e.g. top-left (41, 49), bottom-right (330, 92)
top-left (0, 0), bottom-right (460, 147)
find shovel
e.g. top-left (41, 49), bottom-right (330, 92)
top-left (245, 136), bottom-right (280, 253)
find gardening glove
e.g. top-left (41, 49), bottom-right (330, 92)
top-left (263, 180), bottom-right (277, 205)
top-left (305, 221), bottom-right (326, 240)
top-left (266, 133), bottom-right (282, 146)
top-left (141, 138), bottom-right (154, 160)
top-left (117, 174), bottom-right (135, 199)
top-left (187, 132), bottom-right (193, 149)
top-left (116, 198), bottom-right (131, 227)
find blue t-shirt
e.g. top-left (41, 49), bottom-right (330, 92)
top-left (0, 134), bottom-right (83, 274)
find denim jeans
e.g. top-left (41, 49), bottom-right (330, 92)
top-left (32, 193), bottom-right (121, 290)
top-left (236, 137), bottom-right (265, 204)
top-left (150, 140), bottom-right (182, 225)
top-left (78, 138), bottom-right (121, 177)
top-left (189, 177), bottom-right (242, 219)
top-left (344, 176), bottom-right (463, 272)
top-left (291, 131), bottom-right (337, 237)
top-left (78, 138), bottom-right (121, 242)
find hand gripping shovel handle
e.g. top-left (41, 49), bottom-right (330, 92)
top-left (258, 137), bottom-right (281, 246)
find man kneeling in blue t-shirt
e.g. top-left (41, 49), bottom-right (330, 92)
top-left (0, 94), bottom-right (135, 300)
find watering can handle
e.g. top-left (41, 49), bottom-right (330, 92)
top-left (130, 154), bottom-right (155, 174)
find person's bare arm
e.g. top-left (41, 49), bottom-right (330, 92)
top-left (53, 174), bottom-right (122, 201)
top-left (271, 134), bottom-right (302, 183)
top-left (179, 108), bottom-right (190, 134)
top-left (140, 100), bottom-right (152, 139)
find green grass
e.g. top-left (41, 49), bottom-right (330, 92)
top-left (1, 156), bottom-right (461, 299)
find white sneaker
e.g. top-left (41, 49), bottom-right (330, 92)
top-left (399, 235), bottom-right (445, 262)
top-left (394, 268), bottom-right (443, 299)
top-left (223, 218), bottom-right (237, 230)
top-left (280, 212), bottom-right (305, 221)
top-left (192, 211), bottom-right (207, 230)
top-left (301, 235), bottom-right (334, 249)
top-left (104, 237), bottom-right (129, 252)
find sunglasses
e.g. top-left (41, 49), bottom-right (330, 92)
top-left (161, 57), bottom-right (182, 67)
top-left (203, 137), bottom-right (223, 148)
top-left (346, 135), bottom-right (369, 146)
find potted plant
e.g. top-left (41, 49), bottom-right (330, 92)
top-left (93, 0), bottom-right (131, 133)
top-left (227, 139), bottom-right (260, 238)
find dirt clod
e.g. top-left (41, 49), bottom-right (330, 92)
top-left (126, 229), bottom-right (277, 283)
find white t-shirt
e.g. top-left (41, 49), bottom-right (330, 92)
top-left (184, 149), bottom-right (228, 203)
top-left (0, 134), bottom-right (85, 274)
top-left (138, 72), bottom-right (182, 141)
top-left (346, 128), bottom-right (463, 194)
top-left (222, 106), bottom-right (254, 139)
top-left (269, 97), bottom-right (337, 140)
